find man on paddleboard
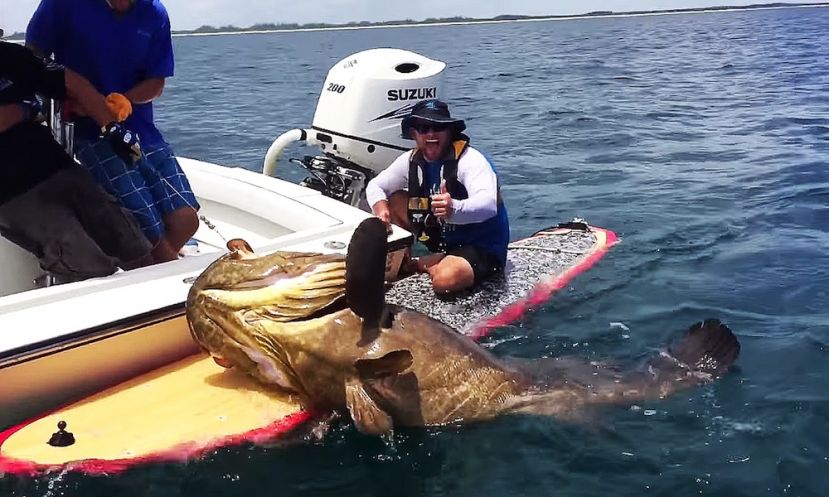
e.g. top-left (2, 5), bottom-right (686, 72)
top-left (366, 99), bottom-right (510, 293)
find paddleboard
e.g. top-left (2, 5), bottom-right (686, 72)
top-left (386, 220), bottom-right (618, 339)
top-left (0, 220), bottom-right (616, 475)
top-left (0, 353), bottom-right (310, 475)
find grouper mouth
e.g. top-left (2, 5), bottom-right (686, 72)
top-left (186, 239), bottom-right (349, 392)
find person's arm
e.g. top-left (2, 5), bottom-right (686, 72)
top-left (447, 150), bottom-right (499, 224)
top-left (125, 78), bottom-right (165, 104)
top-left (124, 9), bottom-right (174, 105)
top-left (25, 0), bottom-right (63, 60)
top-left (366, 153), bottom-right (411, 225)
top-left (62, 69), bottom-right (119, 127)
top-left (367, 153), bottom-right (410, 207)
top-left (0, 42), bottom-right (120, 127)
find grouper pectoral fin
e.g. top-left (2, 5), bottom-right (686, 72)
top-left (345, 350), bottom-right (419, 434)
top-left (354, 349), bottom-right (413, 378)
top-left (345, 377), bottom-right (393, 435)
top-left (346, 218), bottom-right (388, 329)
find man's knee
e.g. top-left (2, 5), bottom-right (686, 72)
top-left (164, 207), bottom-right (199, 238)
top-left (430, 272), bottom-right (457, 293)
top-left (430, 260), bottom-right (475, 294)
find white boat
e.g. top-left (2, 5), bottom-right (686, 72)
top-left (0, 48), bottom-right (447, 429)
top-left (0, 157), bottom-right (413, 429)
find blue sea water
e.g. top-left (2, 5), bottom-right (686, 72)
top-left (3, 6), bottom-right (829, 497)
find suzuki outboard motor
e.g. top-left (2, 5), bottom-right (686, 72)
top-left (263, 48), bottom-right (446, 207)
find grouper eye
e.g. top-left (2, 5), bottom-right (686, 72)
top-left (212, 355), bottom-right (235, 368)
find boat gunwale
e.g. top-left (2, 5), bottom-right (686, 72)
top-left (0, 305), bottom-right (186, 369)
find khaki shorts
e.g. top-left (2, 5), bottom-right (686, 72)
top-left (0, 167), bottom-right (153, 281)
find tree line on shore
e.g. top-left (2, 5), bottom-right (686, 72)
top-left (4, 2), bottom-right (825, 39)
top-left (176, 3), bottom-right (826, 34)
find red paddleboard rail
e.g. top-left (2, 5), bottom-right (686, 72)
top-left (0, 410), bottom-right (314, 476)
top-left (469, 226), bottom-right (618, 340)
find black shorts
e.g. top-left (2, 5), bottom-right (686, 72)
top-left (447, 245), bottom-right (504, 285)
top-left (0, 166), bottom-right (153, 280)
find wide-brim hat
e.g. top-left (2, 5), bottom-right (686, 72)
top-left (401, 99), bottom-right (466, 139)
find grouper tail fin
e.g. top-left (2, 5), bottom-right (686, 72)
top-left (511, 319), bottom-right (741, 417)
top-left (346, 218), bottom-right (388, 327)
top-left (667, 319), bottom-right (740, 377)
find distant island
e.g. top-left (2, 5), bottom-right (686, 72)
top-left (4, 2), bottom-right (828, 40)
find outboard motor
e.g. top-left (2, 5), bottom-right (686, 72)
top-left (263, 48), bottom-right (446, 207)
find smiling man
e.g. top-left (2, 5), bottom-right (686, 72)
top-left (366, 99), bottom-right (510, 294)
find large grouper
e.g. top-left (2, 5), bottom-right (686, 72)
top-left (186, 218), bottom-right (740, 435)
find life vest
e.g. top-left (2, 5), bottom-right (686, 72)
top-left (407, 138), bottom-right (470, 197)
top-left (405, 138), bottom-right (469, 251)
top-left (406, 137), bottom-right (505, 253)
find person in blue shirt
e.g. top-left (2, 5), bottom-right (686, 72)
top-left (26, 0), bottom-right (199, 264)
top-left (366, 99), bottom-right (510, 294)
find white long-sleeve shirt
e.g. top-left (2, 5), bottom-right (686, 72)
top-left (365, 146), bottom-right (499, 225)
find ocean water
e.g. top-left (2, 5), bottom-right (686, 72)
top-left (3, 6), bottom-right (828, 497)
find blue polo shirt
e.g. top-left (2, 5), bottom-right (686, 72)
top-left (26, 0), bottom-right (175, 146)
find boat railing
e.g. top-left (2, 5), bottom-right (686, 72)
top-left (47, 98), bottom-right (75, 157)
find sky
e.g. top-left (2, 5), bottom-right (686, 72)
top-left (1, 0), bottom-right (826, 34)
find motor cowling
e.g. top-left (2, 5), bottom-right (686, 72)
top-left (310, 48), bottom-right (447, 174)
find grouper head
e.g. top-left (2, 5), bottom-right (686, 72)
top-left (185, 219), bottom-right (394, 410)
top-left (186, 237), bottom-right (352, 394)
top-left (187, 219), bottom-right (518, 432)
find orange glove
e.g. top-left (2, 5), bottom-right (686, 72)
top-left (105, 93), bottom-right (132, 122)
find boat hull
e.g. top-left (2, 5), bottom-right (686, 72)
top-left (0, 309), bottom-right (198, 430)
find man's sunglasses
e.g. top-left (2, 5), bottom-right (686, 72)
top-left (410, 121), bottom-right (450, 134)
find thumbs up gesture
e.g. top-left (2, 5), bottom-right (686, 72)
top-left (430, 180), bottom-right (452, 221)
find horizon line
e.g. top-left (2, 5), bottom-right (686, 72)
top-left (4, 2), bottom-right (828, 39)
top-left (168, 3), bottom-right (828, 38)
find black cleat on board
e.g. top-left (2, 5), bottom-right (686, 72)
top-left (47, 420), bottom-right (76, 447)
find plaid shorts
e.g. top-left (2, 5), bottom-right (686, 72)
top-left (76, 139), bottom-right (199, 242)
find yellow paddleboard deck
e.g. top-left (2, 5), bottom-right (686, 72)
top-left (0, 354), bottom-right (307, 474)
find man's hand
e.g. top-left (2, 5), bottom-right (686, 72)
top-left (371, 200), bottom-right (393, 233)
top-left (430, 180), bottom-right (453, 221)
top-left (101, 122), bottom-right (141, 165)
top-left (105, 93), bottom-right (132, 122)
